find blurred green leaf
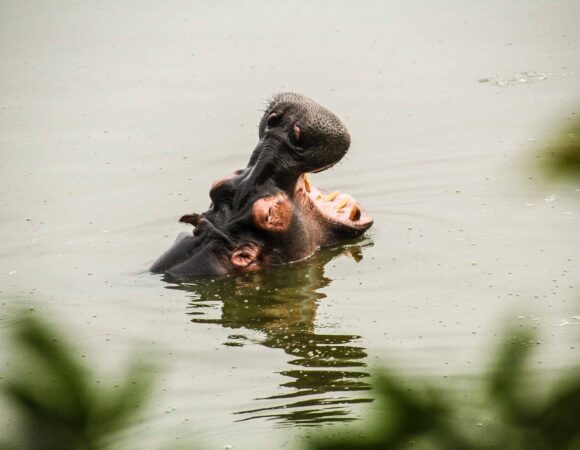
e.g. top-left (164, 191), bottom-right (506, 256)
top-left (3, 312), bottom-right (579, 450)
top-left (2, 313), bottom-right (156, 450)
top-left (486, 329), bottom-right (536, 423)
top-left (538, 118), bottom-right (580, 181)
top-left (305, 327), bottom-right (580, 450)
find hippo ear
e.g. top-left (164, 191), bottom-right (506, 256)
top-left (179, 213), bottom-right (200, 226)
top-left (231, 243), bottom-right (260, 268)
top-left (252, 193), bottom-right (293, 233)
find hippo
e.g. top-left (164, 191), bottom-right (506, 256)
top-left (151, 93), bottom-right (373, 277)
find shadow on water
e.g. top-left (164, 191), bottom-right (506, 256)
top-left (163, 239), bottom-right (374, 426)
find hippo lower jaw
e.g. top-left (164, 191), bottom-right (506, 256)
top-left (294, 173), bottom-right (373, 240)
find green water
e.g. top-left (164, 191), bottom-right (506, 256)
top-left (1, 1), bottom-right (579, 448)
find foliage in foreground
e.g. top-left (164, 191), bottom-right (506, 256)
top-left (2, 313), bottom-right (579, 450)
top-left (1, 314), bottom-right (155, 450)
top-left (304, 329), bottom-right (580, 450)
top-left (537, 117), bottom-right (580, 181)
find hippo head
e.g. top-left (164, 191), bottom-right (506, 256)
top-left (151, 93), bottom-right (373, 277)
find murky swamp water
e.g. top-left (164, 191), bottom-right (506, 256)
top-left (1, 1), bottom-right (579, 449)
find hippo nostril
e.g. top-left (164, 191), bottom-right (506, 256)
top-left (293, 124), bottom-right (301, 142)
top-left (266, 112), bottom-right (282, 128)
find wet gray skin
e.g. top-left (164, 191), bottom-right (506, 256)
top-left (151, 93), bottom-right (373, 277)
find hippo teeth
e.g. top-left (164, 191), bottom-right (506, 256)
top-left (297, 172), bottom-right (372, 230)
top-left (326, 191), bottom-right (339, 202)
top-left (303, 173), bottom-right (311, 193)
top-left (349, 204), bottom-right (361, 221)
top-left (335, 197), bottom-right (349, 211)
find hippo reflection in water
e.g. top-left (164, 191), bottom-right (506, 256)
top-left (166, 240), bottom-right (373, 425)
top-left (151, 93), bottom-right (373, 276)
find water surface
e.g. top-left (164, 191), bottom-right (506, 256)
top-left (1, 1), bottom-right (579, 448)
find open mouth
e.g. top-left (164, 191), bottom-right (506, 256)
top-left (295, 173), bottom-right (373, 232)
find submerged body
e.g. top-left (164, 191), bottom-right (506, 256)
top-left (151, 93), bottom-right (373, 277)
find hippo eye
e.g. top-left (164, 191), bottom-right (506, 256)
top-left (267, 112), bottom-right (282, 128)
